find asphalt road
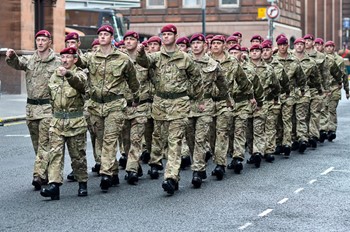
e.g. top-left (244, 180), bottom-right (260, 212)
top-left (0, 98), bottom-right (349, 232)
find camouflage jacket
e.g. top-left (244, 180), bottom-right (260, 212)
top-left (325, 54), bottom-right (342, 88)
top-left (296, 53), bottom-right (322, 94)
top-left (274, 52), bottom-right (307, 97)
top-left (211, 52), bottom-right (253, 115)
top-left (77, 46), bottom-right (140, 117)
top-left (189, 53), bottom-right (229, 117)
top-left (328, 53), bottom-right (349, 94)
top-left (6, 49), bottom-right (61, 120)
top-left (265, 57), bottom-right (290, 95)
top-left (48, 65), bottom-right (87, 136)
top-left (250, 60), bottom-right (281, 102)
top-left (306, 49), bottom-right (330, 91)
top-left (241, 61), bottom-right (264, 107)
top-left (136, 46), bottom-right (203, 120)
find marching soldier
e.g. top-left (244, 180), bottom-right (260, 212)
top-left (40, 47), bottom-right (88, 200)
top-left (136, 24), bottom-right (203, 195)
top-left (6, 30), bottom-right (61, 190)
top-left (77, 25), bottom-right (140, 192)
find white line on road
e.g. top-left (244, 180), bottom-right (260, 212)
top-left (309, 179), bottom-right (317, 184)
top-left (321, 167), bottom-right (334, 175)
top-left (5, 134), bottom-right (30, 137)
top-left (238, 222), bottom-right (252, 230)
top-left (258, 209), bottom-right (273, 217)
top-left (278, 198), bottom-right (289, 204)
top-left (294, 188), bottom-right (304, 194)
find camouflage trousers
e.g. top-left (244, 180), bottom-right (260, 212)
top-left (144, 118), bottom-right (154, 154)
top-left (264, 101), bottom-right (281, 154)
top-left (328, 87), bottom-right (341, 131)
top-left (276, 95), bottom-right (295, 146)
top-left (90, 111), bottom-right (124, 176)
top-left (232, 101), bottom-right (251, 160)
top-left (187, 116), bottom-right (213, 172)
top-left (150, 119), bottom-right (188, 181)
top-left (27, 117), bottom-right (51, 180)
top-left (125, 117), bottom-right (148, 173)
top-left (308, 90), bottom-right (323, 139)
top-left (247, 105), bottom-right (267, 155)
top-left (214, 111), bottom-right (232, 166)
top-left (85, 111), bottom-right (98, 163)
top-left (48, 132), bottom-right (88, 184)
top-left (292, 96), bottom-right (310, 142)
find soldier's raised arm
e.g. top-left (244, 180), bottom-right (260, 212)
top-left (136, 44), bottom-right (156, 68)
top-left (5, 49), bottom-right (30, 71)
top-left (64, 68), bottom-right (88, 94)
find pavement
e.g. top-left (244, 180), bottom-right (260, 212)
top-left (0, 94), bottom-right (27, 126)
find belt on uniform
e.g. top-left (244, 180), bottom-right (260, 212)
top-left (27, 98), bottom-right (50, 105)
top-left (127, 98), bottom-right (153, 107)
top-left (91, 94), bottom-right (124, 103)
top-left (54, 111), bottom-right (84, 119)
top-left (234, 95), bottom-right (249, 103)
top-left (203, 93), bottom-right (212, 99)
top-left (156, 91), bottom-right (187, 99)
top-left (212, 96), bottom-right (226, 102)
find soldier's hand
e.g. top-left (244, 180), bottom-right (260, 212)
top-left (250, 98), bottom-right (257, 106)
top-left (6, 49), bottom-right (16, 58)
top-left (346, 93), bottom-right (349, 100)
top-left (198, 104), bottom-right (205, 112)
top-left (226, 100), bottom-right (233, 109)
top-left (338, 84), bottom-right (342, 90)
top-left (137, 44), bottom-right (145, 54)
top-left (58, 66), bottom-right (67, 77)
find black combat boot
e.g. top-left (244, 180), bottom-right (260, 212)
top-left (125, 171), bottom-right (138, 185)
top-left (111, 175), bottom-right (119, 186)
top-left (148, 164), bottom-right (162, 179)
top-left (137, 164), bottom-right (143, 177)
top-left (162, 178), bottom-right (178, 196)
top-left (205, 151), bottom-right (213, 163)
top-left (118, 153), bottom-right (127, 169)
top-left (192, 171), bottom-right (207, 188)
top-left (32, 176), bottom-right (43, 191)
top-left (328, 131), bottom-right (336, 142)
top-left (308, 137), bottom-right (318, 148)
top-left (291, 141), bottom-right (299, 151)
top-left (180, 156), bottom-right (191, 170)
top-left (67, 171), bottom-right (77, 181)
top-left (264, 153), bottom-right (275, 163)
top-left (140, 150), bottom-right (151, 164)
top-left (100, 175), bottom-right (111, 192)
top-left (78, 182), bottom-right (88, 197)
top-left (319, 130), bottom-right (327, 143)
top-left (91, 163), bottom-right (101, 174)
top-left (40, 183), bottom-right (60, 200)
top-left (228, 158), bottom-right (243, 174)
top-left (211, 165), bottom-right (225, 180)
top-left (283, 145), bottom-right (291, 158)
top-left (298, 140), bottom-right (307, 153)
top-left (274, 145), bottom-right (283, 155)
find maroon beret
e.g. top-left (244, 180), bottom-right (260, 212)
top-left (250, 35), bottom-right (263, 42)
top-left (275, 34), bottom-right (286, 42)
top-left (277, 37), bottom-right (288, 45)
top-left (303, 34), bottom-right (314, 40)
top-left (141, 41), bottom-right (148, 47)
top-left (60, 47), bottom-right (77, 55)
top-left (325, 41), bottom-right (335, 47)
top-left (294, 38), bottom-right (305, 45)
top-left (147, 36), bottom-right (162, 45)
top-left (205, 34), bottom-right (214, 40)
top-left (91, 39), bottom-right (100, 47)
top-left (241, 46), bottom-right (248, 52)
top-left (211, 35), bottom-right (226, 44)
top-left (250, 44), bottom-right (262, 51)
top-left (123, 31), bottom-right (139, 40)
top-left (261, 40), bottom-right (272, 49)
top-left (190, 33), bottom-right (205, 43)
top-left (97, 25), bottom-right (114, 35)
top-left (228, 44), bottom-right (241, 52)
top-left (161, 24), bottom-right (177, 34)
top-left (35, 30), bottom-right (51, 39)
top-left (232, 32), bottom-right (242, 38)
top-left (226, 35), bottom-right (238, 43)
top-left (314, 38), bottom-right (324, 45)
top-left (65, 32), bottom-right (79, 42)
top-left (118, 40), bottom-right (125, 46)
top-left (176, 37), bottom-right (190, 46)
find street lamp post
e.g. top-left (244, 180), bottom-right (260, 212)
top-left (202, 0), bottom-right (206, 36)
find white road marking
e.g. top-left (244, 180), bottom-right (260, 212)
top-left (238, 222), bottom-right (252, 230)
top-left (321, 167), bottom-right (334, 175)
top-left (5, 134), bottom-right (30, 138)
top-left (278, 198), bottom-right (289, 204)
top-left (294, 188), bottom-right (304, 194)
top-left (258, 209), bottom-right (273, 217)
top-left (4, 121), bottom-right (26, 126)
top-left (309, 179), bottom-right (317, 184)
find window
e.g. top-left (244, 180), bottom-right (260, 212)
top-left (147, 0), bottom-right (166, 8)
top-left (219, 0), bottom-right (239, 8)
top-left (183, 0), bottom-right (202, 8)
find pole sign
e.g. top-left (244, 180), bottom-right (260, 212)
top-left (266, 5), bottom-right (280, 20)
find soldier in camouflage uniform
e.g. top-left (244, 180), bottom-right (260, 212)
top-left (136, 24), bottom-right (203, 195)
top-left (6, 30), bottom-right (61, 190)
top-left (188, 33), bottom-right (229, 188)
top-left (324, 41), bottom-right (350, 140)
top-left (262, 40), bottom-right (290, 159)
top-left (122, 31), bottom-right (152, 184)
top-left (304, 34), bottom-right (330, 147)
top-left (210, 35), bottom-right (253, 179)
top-left (274, 37), bottom-right (307, 157)
top-left (77, 25), bottom-right (140, 192)
top-left (246, 44), bottom-right (280, 167)
top-left (40, 47), bottom-right (88, 200)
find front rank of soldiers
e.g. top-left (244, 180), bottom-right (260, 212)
top-left (7, 25), bottom-right (349, 199)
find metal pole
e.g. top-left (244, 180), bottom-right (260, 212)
top-left (202, 0), bottom-right (206, 36)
